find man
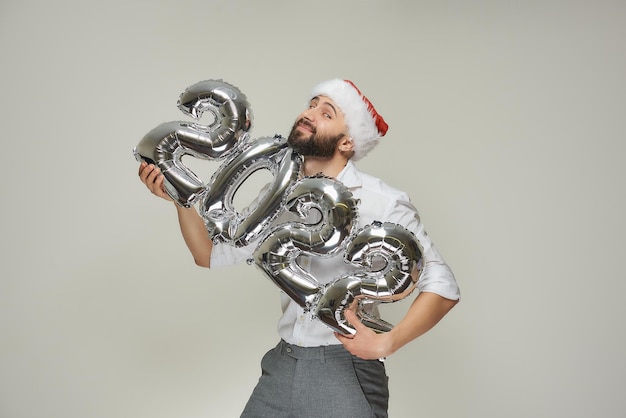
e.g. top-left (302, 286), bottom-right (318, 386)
top-left (138, 79), bottom-right (460, 417)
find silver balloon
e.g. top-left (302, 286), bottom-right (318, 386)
top-left (254, 176), bottom-right (359, 308)
top-left (134, 79), bottom-right (422, 337)
top-left (314, 221), bottom-right (423, 335)
top-left (202, 135), bottom-right (302, 246)
top-left (133, 79), bottom-right (252, 207)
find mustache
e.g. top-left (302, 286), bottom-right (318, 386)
top-left (296, 119), bottom-right (316, 133)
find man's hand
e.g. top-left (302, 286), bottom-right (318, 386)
top-left (334, 310), bottom-right (395, 360)
top-left (138, 161), bottom-right (173, 202)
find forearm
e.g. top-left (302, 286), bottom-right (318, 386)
top-left (387, 292), bottom-right (458, 355)
top-left (175, 205), bottom-right (213, 267)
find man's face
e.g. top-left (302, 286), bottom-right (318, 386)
top-left (287, 96), bottom-right (349, 158)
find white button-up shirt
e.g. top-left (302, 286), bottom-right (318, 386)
top-left (211, 160), bottom-right (460, 347)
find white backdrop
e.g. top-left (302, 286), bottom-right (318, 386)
top-left (1, 1), bottom-right (625, 417)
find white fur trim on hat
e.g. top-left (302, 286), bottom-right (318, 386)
top-left (310, 79), bottom-right (387, 161)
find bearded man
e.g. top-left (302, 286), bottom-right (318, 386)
top-left (138, 79), bottom-right (460, 417)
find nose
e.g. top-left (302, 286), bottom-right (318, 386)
top-left (301, 107), bottom-right (316, 121)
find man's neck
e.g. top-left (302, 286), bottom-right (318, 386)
top-left (302, 155), bottom-right (349, 178)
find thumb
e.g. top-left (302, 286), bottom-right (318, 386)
top-left (344, 309), bottom-right (364, 330)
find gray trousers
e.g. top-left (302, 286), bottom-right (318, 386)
top-left (240, 340), bottom-right (389, 418)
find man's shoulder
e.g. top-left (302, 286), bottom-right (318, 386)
top-left (351, 165), bottom-right (408, 199)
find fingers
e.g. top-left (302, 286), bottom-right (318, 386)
top-left (137, 160), bottom-right (147, 176)
top-left (344, 309), bottom-right (365, 331)
top-left (138, 162), bottom-right (166, 197)
top-left (333, 310), bottom-right (363, 342)
top-left (138, 163), bottom-right (156, 185)
top-left (335, 332), bottom-right (352, 342)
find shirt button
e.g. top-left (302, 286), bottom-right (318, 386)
top-left (286, 347), bottom-right (292, 353)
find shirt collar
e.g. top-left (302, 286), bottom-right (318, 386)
top-left (336, 160), bottom-right (362, 189)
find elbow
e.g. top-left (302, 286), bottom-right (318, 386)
top-left (191, 246), bottom-right (213, 268)
top-left (194, 257), bottom-right (211, 268)
top-left (445, 296), bottom-right (460, 313)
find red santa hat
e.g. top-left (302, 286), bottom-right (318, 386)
top-left (310, 79), bottom-right (388, 161)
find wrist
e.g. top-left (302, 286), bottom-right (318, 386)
top-left (385, 328), bottom-right (404, 357)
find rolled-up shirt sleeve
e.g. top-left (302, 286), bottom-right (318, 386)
top-left (210, 241), bottom-right (255, 268)
top-left (386, 195), bottom-right (460, 301)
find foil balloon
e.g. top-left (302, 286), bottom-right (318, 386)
top-left (135, 79), bottom-right (423, 336)
top-left (314, 221), bottom-right (423, 335)
top-left (254, 175), bottom-right (359, 308)
top-left (133, 80), bottom-right (252, 207)
top-left (202, 135), bottom-right (301, 247)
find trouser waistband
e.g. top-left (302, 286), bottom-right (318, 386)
top-left (277, 339), bottom-right (351, 361)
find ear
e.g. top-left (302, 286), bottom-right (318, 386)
top-left (338, 135), bottom-right (355, 153)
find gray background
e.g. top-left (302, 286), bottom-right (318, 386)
top-left (1, 1), bottom-right (624, 417)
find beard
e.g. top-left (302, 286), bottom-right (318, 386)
top-left (287, 119), bottom-right (345, 158)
